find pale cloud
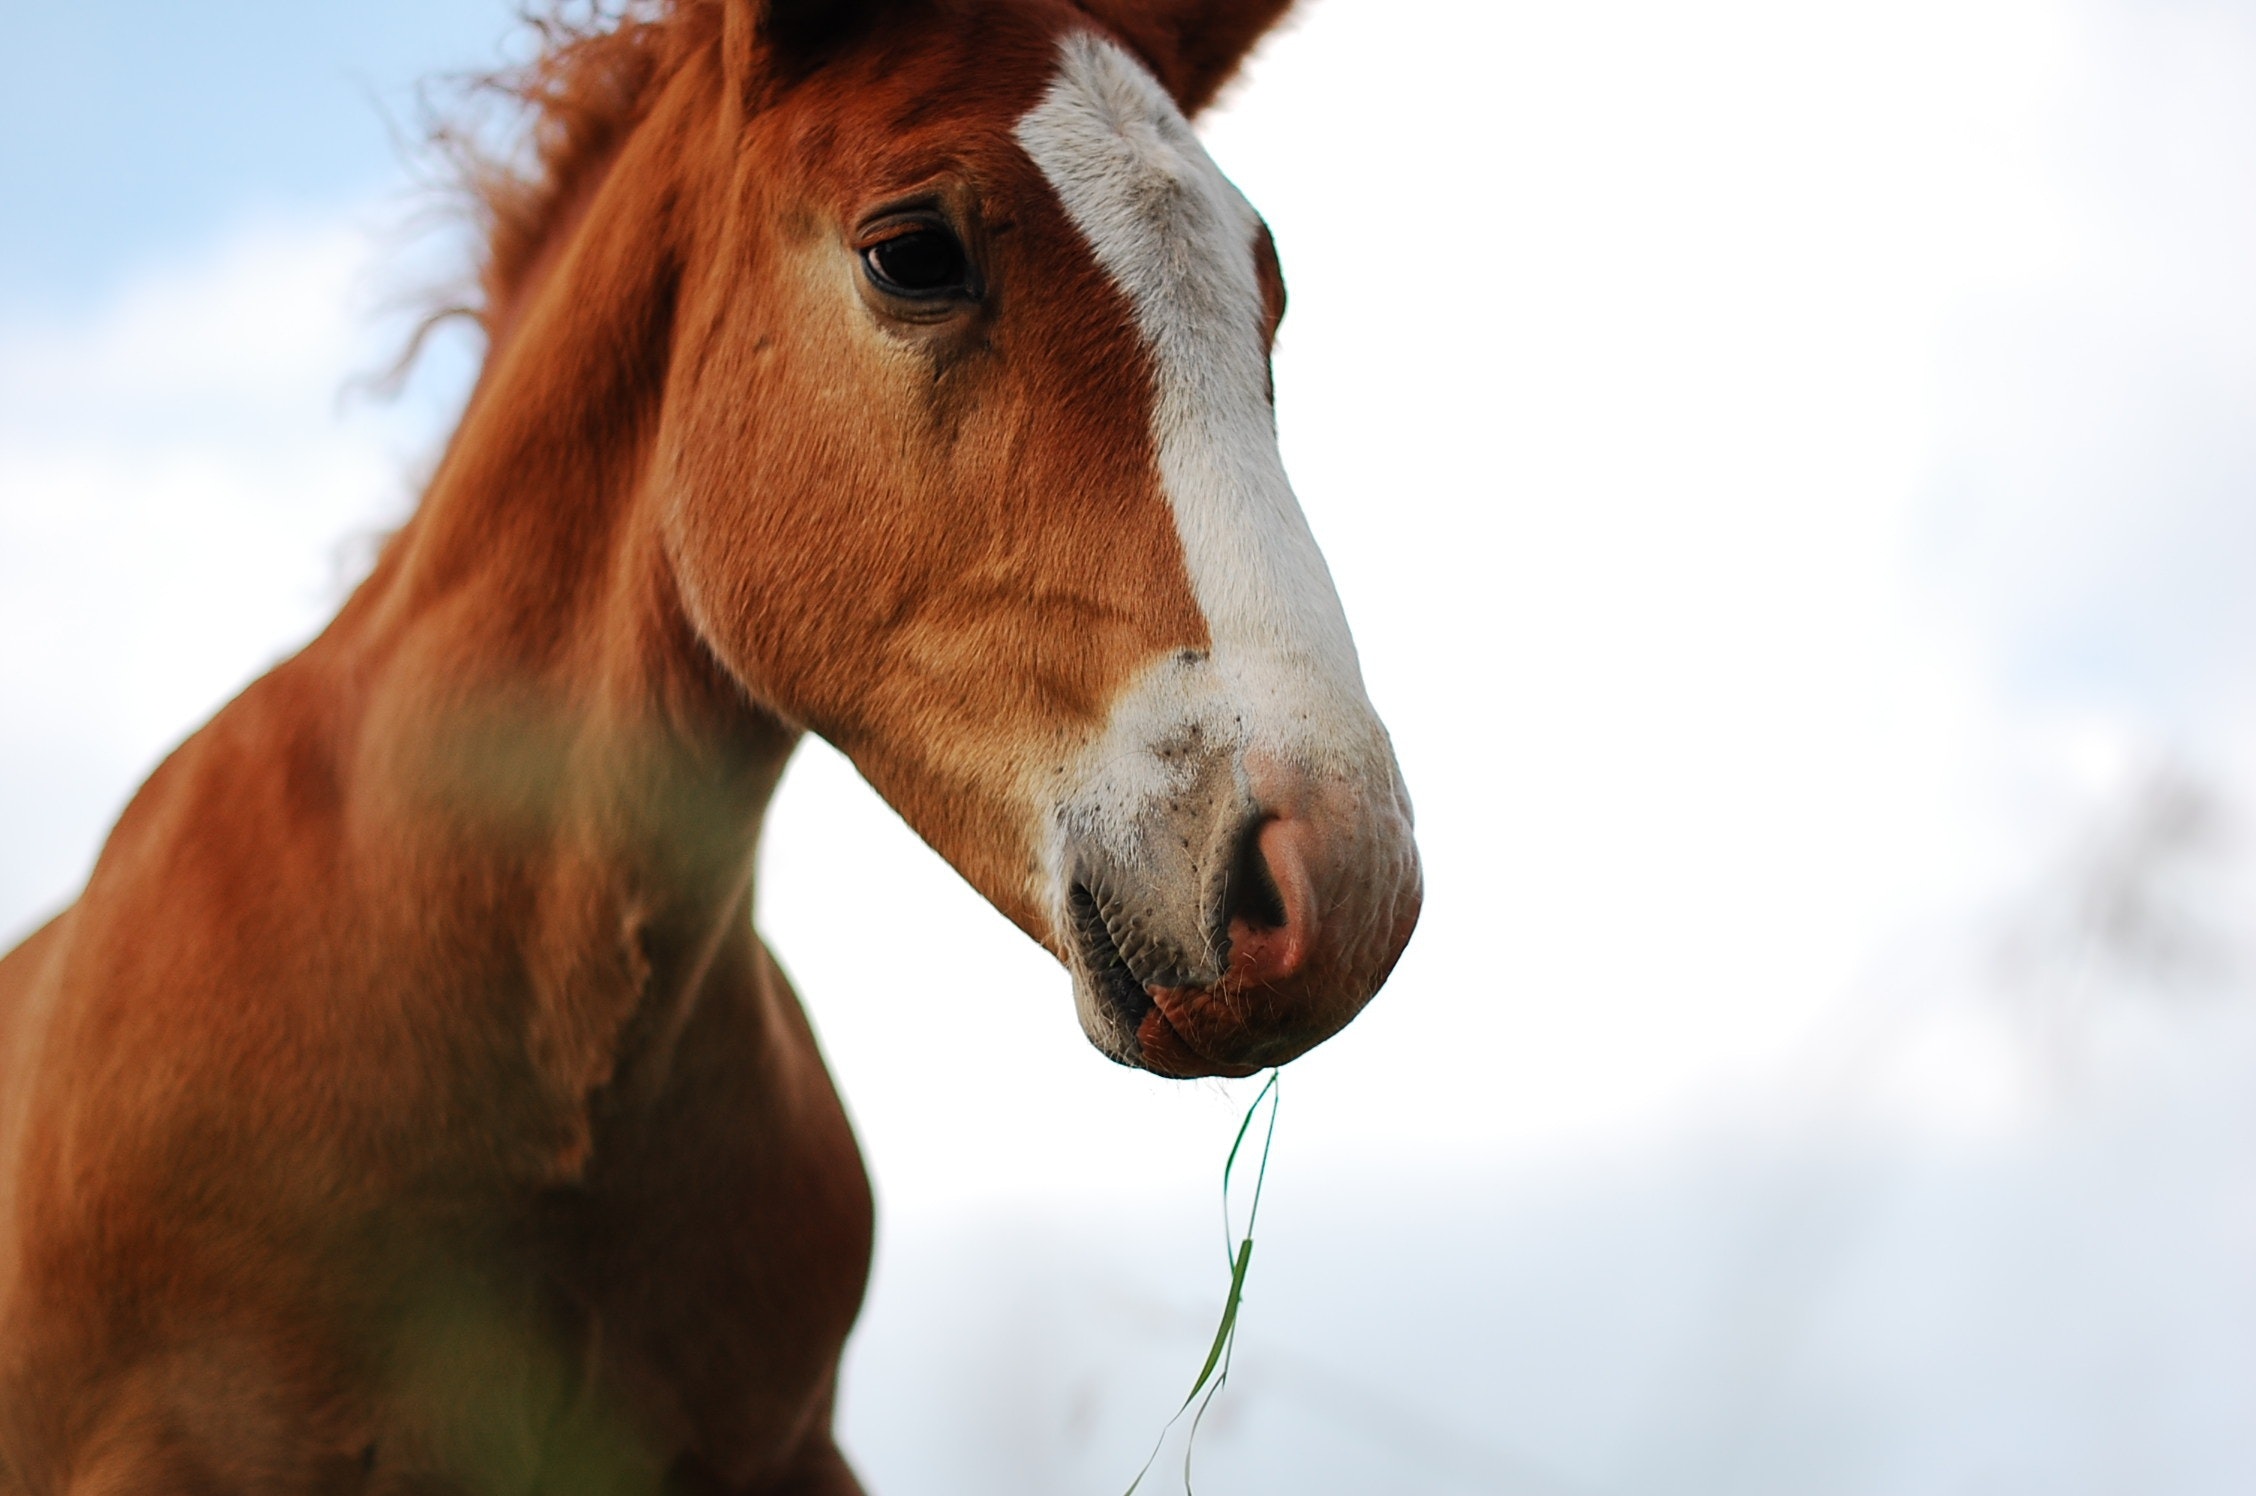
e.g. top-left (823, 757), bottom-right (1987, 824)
top-left (0, 212), bottom-right (452, 932)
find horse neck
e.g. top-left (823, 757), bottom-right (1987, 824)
top-left (319, 87), bottom-right (795, 1110)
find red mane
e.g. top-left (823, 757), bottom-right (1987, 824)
top-left (466, 7), bottom-right (719, 337)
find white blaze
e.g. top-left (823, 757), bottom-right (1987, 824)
top-left (1014, 30), bottom-right (1384, 798)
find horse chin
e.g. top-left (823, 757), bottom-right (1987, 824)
top-left (1068, 964), bottom-right (1265, 1080)
top-left (1134, 999), bottom-right (1263, 1080)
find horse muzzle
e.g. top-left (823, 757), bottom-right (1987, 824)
top-left (1059, 744), bottom-right (1421, 1078)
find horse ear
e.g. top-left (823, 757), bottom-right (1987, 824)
top-left (722, 0), bottom-right (883, 103)
top-left (1075, 0), bottom-right (1300, 116)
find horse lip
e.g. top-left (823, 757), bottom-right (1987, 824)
top-left (1135, 997), bottom-right (1261, 1080)
top-left (1068, 880), bottom-right (1259, 1076)
top-left (1068, 875), bottom-right (1219, 986)
top-left (1068, 880), bottom-right (1155, 1029)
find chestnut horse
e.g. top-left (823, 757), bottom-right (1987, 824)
top-left (0, 0), bottom-right (1419, 1490)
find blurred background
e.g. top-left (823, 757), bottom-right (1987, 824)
top-left (7, 1), bottom-right (2256, 1491)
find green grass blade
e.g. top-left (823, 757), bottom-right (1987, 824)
top-left (1222, 1071), bottom-right (1279, 1190)
top-left (1120, 1071), bottom-right (1282, 1496)
top-left (1182, 1237), bottom-right (1254, 1407)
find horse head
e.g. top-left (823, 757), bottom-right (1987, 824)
top-left (650, 0), bottom-right (1421, 1077)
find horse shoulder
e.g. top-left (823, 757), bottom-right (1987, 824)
top-left (0, 907), bottom-right (72, 1095)
top-left (0, 906), bottom-right (76, 1263)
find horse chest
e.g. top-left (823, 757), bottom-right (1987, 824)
top-left (531, 939), bottom-right (873, 1478)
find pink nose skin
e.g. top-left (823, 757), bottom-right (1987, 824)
top-left (1226, 816), bottom-right (1320, 989)
top-left (1136, 790), bottom-right (1418, 1078)
top-left (1137, 816), bottom-right (1321, 1078)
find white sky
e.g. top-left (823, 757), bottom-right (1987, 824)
top-left (6, 2), bottom-right (2256, 1490)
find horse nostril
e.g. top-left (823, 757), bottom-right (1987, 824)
top-left (1223, 816), bottom-right (1289, 932)
top-left (1219, 814), bottom-right (1321, 989)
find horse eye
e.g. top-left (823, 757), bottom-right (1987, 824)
top-left (862, 226), bottom-right (970, 298)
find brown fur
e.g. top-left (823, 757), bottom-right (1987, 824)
top-left (0, 2), bottom-right (1323, 1491)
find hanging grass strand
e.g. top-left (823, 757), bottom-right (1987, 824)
top-left (1121, 1070), bottom-right (1282, 1496)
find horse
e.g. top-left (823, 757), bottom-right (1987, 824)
top-left (0, 0), bottom-right (1420, 1489)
